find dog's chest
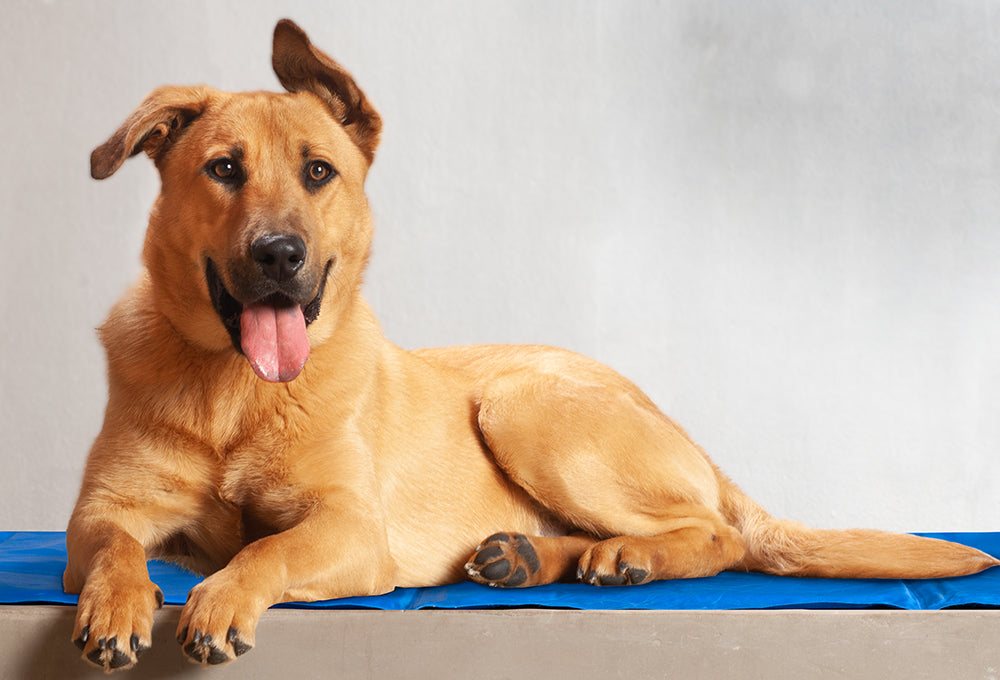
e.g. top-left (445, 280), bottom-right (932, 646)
top-left (157, 378), bottom-right (374, 564)
top-left (214, 451), bottom-right (315, 543)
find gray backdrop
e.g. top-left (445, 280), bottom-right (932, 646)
top-left (3, 1), bottom-right (999, 533)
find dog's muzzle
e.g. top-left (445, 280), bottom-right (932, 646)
top-left (206, 233), bottom-right (331, 383)
top-left (251, 233), bottom-right (306, 283)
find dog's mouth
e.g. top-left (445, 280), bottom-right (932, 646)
top-left (206, 259), bottom-right (330, 383)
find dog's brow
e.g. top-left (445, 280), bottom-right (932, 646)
top-left (204, 143), bottom-right (245, 164)
top-left (300, 143), bottom-right (336, 161)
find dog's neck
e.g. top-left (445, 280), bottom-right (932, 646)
top-left (100, 272), bottom-right (390, 454)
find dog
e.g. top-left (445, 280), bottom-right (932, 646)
top-left (66, 19), bottom-right (998, 671)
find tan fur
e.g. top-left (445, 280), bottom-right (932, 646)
top-left (65, 20), bottom-right (999, 672)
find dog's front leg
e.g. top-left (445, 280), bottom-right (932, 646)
top-left (64, 518), bottom-right (164, 672)
top-left (176, 501), bottom-right (395, 666)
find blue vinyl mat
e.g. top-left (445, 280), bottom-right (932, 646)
top-left (3, 531), bottom-right (999, 610)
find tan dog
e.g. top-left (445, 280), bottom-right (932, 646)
top-left (66, 19), bottom-right (998, 671)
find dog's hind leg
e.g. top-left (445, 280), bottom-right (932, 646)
top-left (473, 359), bottom-right (747, 585)
top-left (575, 514), bottom-right (746, 585)
top-left (466, 516), bottom-right (745, 587)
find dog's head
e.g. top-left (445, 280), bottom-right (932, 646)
top-left (91, 20), bottom-right (381, 382)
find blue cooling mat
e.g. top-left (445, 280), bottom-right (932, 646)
top-left (3, 531), bottom-right (999, 610)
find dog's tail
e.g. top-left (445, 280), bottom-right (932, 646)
top-left (717, 473), bottom-right (999, 579)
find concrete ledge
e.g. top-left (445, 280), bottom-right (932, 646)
top-left (4, 605), bottom-right (999, 679)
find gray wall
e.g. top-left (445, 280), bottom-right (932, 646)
top-left (3, 1), bottom-right (999, 533)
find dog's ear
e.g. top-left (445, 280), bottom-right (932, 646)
top-left (90, 86), bottom-right (213, 180)
top-left (271, 19), bottom-right (382, 164)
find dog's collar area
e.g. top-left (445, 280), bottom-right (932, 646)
top-left (205, 258), bottom-right (332, 353)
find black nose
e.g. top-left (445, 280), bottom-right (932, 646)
top-left (251, 233), bottom-right (306, 282)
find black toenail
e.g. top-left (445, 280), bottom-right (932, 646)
top-left (74, 625), bottom-right (89, 650)
top-left (132, 633), bottom-right (150, 657)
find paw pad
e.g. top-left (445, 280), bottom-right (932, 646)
top-left (84, 635), bottom-right (134, 671)
top-left (466, 533), bottom-right (541, 588)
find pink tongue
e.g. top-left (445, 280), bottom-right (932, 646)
top-left (240, 303), bottom-right (310, 383)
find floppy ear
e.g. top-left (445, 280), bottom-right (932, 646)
top-left (90, 86), bottom-right (213, 180)
top-left (271, 19), bottom-right (382, 164)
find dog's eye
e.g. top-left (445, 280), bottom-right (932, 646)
top-left (307, 161), bottom-right (331, 181)
top-left (213, 160), bottom-right (235, 178)
top-left (206, 158), bottom-right (243, 185)
top-left (304, 160), bottom-right (336, 188)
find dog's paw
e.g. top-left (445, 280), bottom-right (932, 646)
top-left (576, 537), bottom-right (652, 586)
top-left (465, 533), bottom-right (543, 587)
top-left (72, 576), bottom-right (163, 672)
top-left (176, 625), bottom-right (252, 666)
top-left (177, 573), bottom-right (258, 666)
